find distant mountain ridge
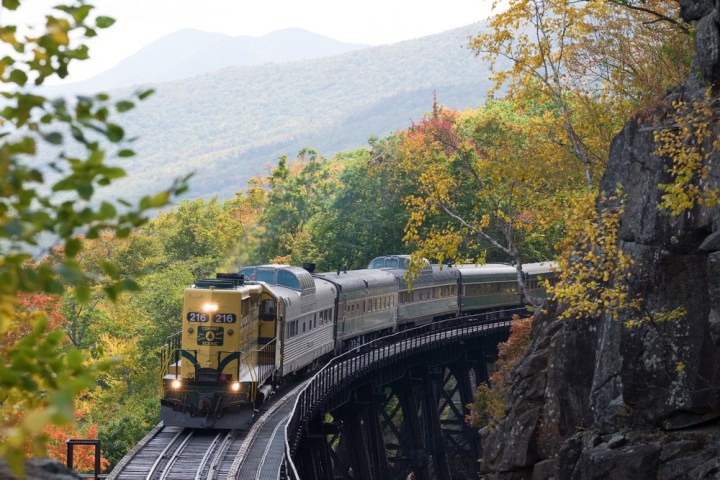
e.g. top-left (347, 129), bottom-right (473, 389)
top-left (78, 22), bottom-right (497, 203)
top-left (47, 28), bottom-right (369, 94)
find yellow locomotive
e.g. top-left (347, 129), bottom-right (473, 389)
top-left (160, 273), bottom-right (277, 429)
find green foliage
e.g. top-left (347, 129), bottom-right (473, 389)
top-left (99, 409), bottom-right (154, 468)
top-left (230, 144), bottom-right (412, 270)
top-left (257, 149), bottom-right (339, 264)
top-left (312, 144), bottom-right (409, 270)
top-left (0, 0), bottom-right (188, 471)
top-left (133, 263), bottom-right (195, 350)
top-left (148, 198), bottom-right (243, 277)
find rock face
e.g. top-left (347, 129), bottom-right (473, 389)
top-left (0, 459), bottom-right (82, 480)
top-left (480, 2), bottom-right (720, 478)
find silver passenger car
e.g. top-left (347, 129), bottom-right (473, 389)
top-left (239, 265), bottom-right (336, 376)
top-left (316, 268), bottom-right (399, 351)
top-left (368, 255), bottom-right (460, 328)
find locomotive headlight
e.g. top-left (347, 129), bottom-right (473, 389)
top-left (171, 379), bottom-right (182, 390)
top-left (202, 303), bottom-right (219, 313)
top-left (230, 382), bottom-right (241, 392)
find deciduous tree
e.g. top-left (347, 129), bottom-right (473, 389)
top-left (398, 101), bottom-right (576, 303)
top-left (470, 0), bottom-right (691, 186)
top-left (257, 149), bottom-right (340, 263)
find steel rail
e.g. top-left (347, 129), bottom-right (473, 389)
top-left (227, 380), bottom-right (308, 479)
top-left (157, 429), bottom-right (194, 480)
top-left (145, 429), bottom-right (189, 480)
top-left (106, 423), bottom-right (166, 480)
top-left (194, 431), bottom-right (225, 480)
top-left (255, 416), bottom-right (288, 480)
top-left (205, 430), bottom-right (238, 480)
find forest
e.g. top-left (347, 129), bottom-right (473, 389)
top-left (0, 0), bottom-right (712, 475)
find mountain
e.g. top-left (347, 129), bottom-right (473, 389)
top-left (82, 22), bottom-right (498, 203)
top-left (46, 28), bottom-right (369, 94)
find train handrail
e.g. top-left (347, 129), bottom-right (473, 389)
top-left (282, 307), bottom-right (527, 478)
top-left (241, 341), bottom-right (277, 401)
top-left (241, 349), bottom-right (259, 401)
top-left (159, 333), bottom-right (182, 393)
top-left (161, 348), bottom-right (199, 381)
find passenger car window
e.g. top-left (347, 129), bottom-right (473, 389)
top-left (370, 258), bottom-right (385, 269)
top-left (277, 270), bottom-right (300, 290)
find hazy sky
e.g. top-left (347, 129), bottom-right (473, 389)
top-left (10, 0), bottom-right (493, 82)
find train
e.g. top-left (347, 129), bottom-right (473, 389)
top-left (159, 255), bottom-right (556, 429)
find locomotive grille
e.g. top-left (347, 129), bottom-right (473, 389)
top-left (197, 367), bottom-right (219, 382)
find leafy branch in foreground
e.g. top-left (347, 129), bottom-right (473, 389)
top-left (0, 0), bottom-right (189, 472)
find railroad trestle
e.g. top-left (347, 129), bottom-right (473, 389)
top-left (285, 310), bottom-right (519, 479)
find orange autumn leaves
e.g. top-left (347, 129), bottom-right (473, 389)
top-left (466, 315), bottom-right (534, 429)
top-left (44, 410), bottom-right (110, 473)
top-left (1, 293), bottom-right (108, 472)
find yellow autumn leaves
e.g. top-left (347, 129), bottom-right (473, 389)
top-left (656, 91), bottom-right (720, 215)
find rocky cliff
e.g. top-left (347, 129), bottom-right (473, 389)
top-left (480, 2), bottom-right (720, 478)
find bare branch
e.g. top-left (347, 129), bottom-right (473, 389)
top-left (607, 0), bottom-right (690, 34)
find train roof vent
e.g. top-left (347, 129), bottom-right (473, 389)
top-left (194, 273), bottom-right (244, 289)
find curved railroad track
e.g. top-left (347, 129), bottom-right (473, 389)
top-left (108, 378), bottom-right (307, 480)
top-left (226, 381), bottom-right (308, 479)
top-left (107, 426), bottom-right (243, 480)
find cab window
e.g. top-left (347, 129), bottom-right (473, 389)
top-left (261, 299), bottom-right (276, 320)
